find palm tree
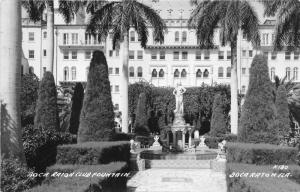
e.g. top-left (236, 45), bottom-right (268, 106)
top-left (188, 0), bottom-right (261, 134)
top-left (0, 0), bottom-right (26, 163)
top-left (22, 0), bottom-right (105, 73)
top-left (87, 0), bottom-right (166, 133)
top-left (263, 0), bottom-right (300, 50)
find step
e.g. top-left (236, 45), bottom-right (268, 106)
top-left (145, 159), bottom-right (211, 169)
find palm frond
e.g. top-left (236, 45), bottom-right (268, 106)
top-left (22, 0), bottom-right (46, 22)
top-left (58, 0), bottom-right (83, 24)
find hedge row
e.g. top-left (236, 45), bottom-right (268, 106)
top-left (26, 162), bottom-right (128, 192)
top-left (204, 134), bottom-right (238, 149)
top-left (226, 163), bottom-right (300, 192)
top-left (226, 142), bottom-right (298, 165)
top-left (56, 141), bottom-right (130, 165)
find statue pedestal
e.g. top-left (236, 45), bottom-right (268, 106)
top-left (196, 136), bottom-right (209, 151)
top-left (149, 135), bottom-right (162, 151)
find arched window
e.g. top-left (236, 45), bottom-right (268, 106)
top-left (286, 67), bottom-right (291, 80)
top-left (226, 67), bottom-right (231, 77)
top-left (71, 66), bottom-right (76, 80)
top-left (129, 66), bottom-right (134, 77)
top-left (181, 69), bottom-right (187, 77)
top-left (174, 69), bottom-right (180, 77)
top-left (130, 31), bottom-right (135, 42)
top-left (175, 31), bottom-right (179, 42)
top-left (29, 66), bottom-right (34, 74)
top-left (182, 31), bottom-right (187, 42)
top-left (218, 67), bottom-right (224, 77)
top-left (294, 67), bottom-right (298, 80)
top-left (152, 69), bottom-right (157, 77)
top-left (270, 67), bottom-right (275, 80)
top-left (203, 69), bottom-right (209, 78)
top-left (241, 85), bottom-right (246, 94)
top-left (159, 69), bottom-right (164, 77)
top-left (43, 31), bottom-right (47, 39)
top-left (64, 67), bottom-right (69, 81)
top-left (137, 67), bottom-right (143, 77)
top-left (196, 69), bottom-right (202, 78)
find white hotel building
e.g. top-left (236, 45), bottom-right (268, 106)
top-left (21, 0), bottom-right (300, 111)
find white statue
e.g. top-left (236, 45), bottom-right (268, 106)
top-left (149, 135), bottom-right (162, 151)
top-left (173, 84), bottom-right (186, 115)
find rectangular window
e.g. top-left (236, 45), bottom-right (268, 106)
top-left (85, 51), bottom-right (91, 60)
top-left (108, 67), bottom-right (113, 74)
top-left (109, 50), bottom-right (113, 57)
top-left (285, 52), bottom-right (291, 60)
top-left (115, 85), bottom-right (119, 92)
top-left (182, 52), bottom-right (188, 60)
top-left (63, 51), bottom-right (69, 59)
top-left (218, 51), bottom-right (224, 60)
top-left (129, 51), bottom-right (135, 59)
top-left (249, 50), bottom-right (253, 57)
top-left (263, 51), bottom-right (268, 59)
top-left (173, 51), bottom-right (179, 60)
top-left (71, 33), bottom-right (78, 44)
top-left (151, 51), bottom-right (157, 60)
top-left (204, 51), bottom-right (210, 60)
top-left (271, 52), bottom-right (277, 60)
top-left (43, 49), bottom-right (46, 57)
top-left (43, 32), bottom-right (47, 39)
top-left (71, 51), bottom-right (77, 59)
top-left (137, 51), bottom-right (143, 60)
top-left (196, 51), bottom-right (201, 60)
top-left (63, 33), bottom-right (69, 45)
top-left (115, 68), bottom-right (119, 74)
top-left (116, 49), bottom-right (119, 57)
top-left (272, 34), bottom-right (275, 42)
top-left (28, 50), bottom-right (34, 58)
top-left (85, 33), bottom-right (91, 44)
top-left (160, 51), bottom-right (165, 60)
top-left (43, 67), bottom-right (46, 74)
top-left (242, 68), bottom-right (246, 75)
top-left (242, 50), bottom-right (247, 57)
top-left (294, 51), bottom-right (299, 60)
top-left (262, 33), bottom-right (269, 45)
top-left (28, 32), bottom-right (34, 41)
top-left (227, 51), bottom-right (231, 60)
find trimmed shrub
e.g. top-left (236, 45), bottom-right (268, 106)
top-left (275, 85), bottom-right (291, 138)
top-left (110, 133), bottom-right (135, 141)
top-left (238, 54), bottom-right (279, 144)
top-left (34, 72), bottom-right (59, 131)
top-left (210, 94), bottom-right (227, 137)
top-left (226, 163), bottom-right (300, 192)
top-left (21, 73), bottom-right (39, 126)
top-left (78, 51), bottom-right (114, 142)
top-left (27, 162), bottom-right (128, 192)
top-left (1, 157), bottom-right (37, 192)
top-left (56, 141), bottom-right (130, 165)
top-left (134, 93), bottom-right (150, 136)
top-left (69, 83), bottom-right (84, 134)
top-left (226, 142), bottom-right (298, 165)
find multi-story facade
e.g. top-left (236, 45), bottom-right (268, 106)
top-left (21, 1), bottom-right (300, 111)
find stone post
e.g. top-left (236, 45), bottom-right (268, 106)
top-left (188, 131), bottom-right (192, 148)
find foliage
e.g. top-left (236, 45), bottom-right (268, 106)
top-left (210, 94), bottom-right (227, 137)
top-left (27, 162), bottom-right (128, 192)
top-left (22, 124), bottom-right (76, 172)
top-left (238, 55), bottom-right (279, 144)
top-left (134, 93), bottom-right (150, 136)
top-left (1, 157), bottom-right (37, 192)
top-left (56, 141), bottom-right (130, 165)
top-left (110, 133), bottom-right (135, 141)
top-left (69, 83), bottom-right (84, 134)
top-left (57, 86), bottom-right (73, 132)
top-left (34, 72), bottom-right (59, 131)
top-left (20, 73), bottom-right (39, 126)
top-left (204, 134), bottom-right (238, 149)
top-left (275, 85), bottom-right (291, 138)
top-left (129, 82), bottom-right (231, 133)
top-left (274, 165), bottom-right (300, 184)
top-left (226, 163), bottom-right (300, 192)
top-left (226, 142), bottom-right (298, 165)
top-left (78, 51), bottom-right (114, 142)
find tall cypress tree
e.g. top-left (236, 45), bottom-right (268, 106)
top-left (34, 72), bottom-right (59, 131)
top-left (275, 85), bottom-right (290, 138)
top-left (77, 51), bottom-right (114, 142)
top-left (69, 83), bottom-right (84, 134)
top-left (210, 94), bottom-right (226, 137)
top-left (238, 54), bottom-right (279, 144)
top-left (134, 92), bottom-right (150, 136)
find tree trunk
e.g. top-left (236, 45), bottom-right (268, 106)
top-left (121, 32), bottom-right (129, 133)
top-left (46, 3), bottom-right (54, 73)
top-left (230, 41), bottom-right (239, 134)
top-left (0, 0), bottom-right (26, 163)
